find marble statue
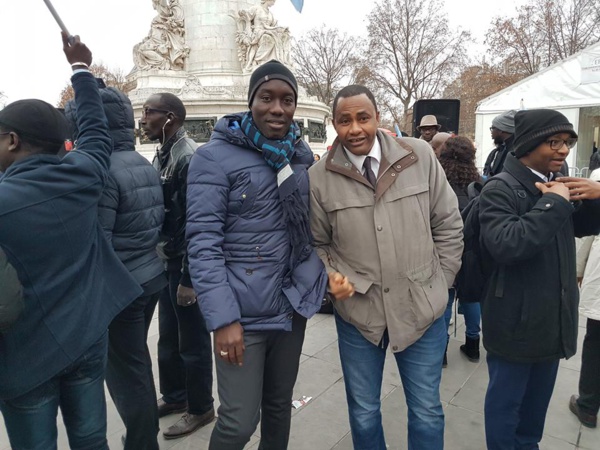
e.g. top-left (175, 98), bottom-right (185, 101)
top-left (133, 0), bottom-right (190, 71)
top-left (231, 0), bottom-right (292, 72)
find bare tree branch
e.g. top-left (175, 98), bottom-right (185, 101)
top-left (362, 0), bottom-right (471, 128)
top-left (56, 62), bottom-right (131, 108)
top-left (292, 27), bottom-right (359, 108)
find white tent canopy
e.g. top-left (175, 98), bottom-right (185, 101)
top-left (475, 41), bottom-right (600, 173)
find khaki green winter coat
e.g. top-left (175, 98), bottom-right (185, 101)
top-left (309, 132), bottom-right (463, 352)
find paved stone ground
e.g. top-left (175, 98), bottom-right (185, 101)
top-left (1, 310), bottom-right (598, 449)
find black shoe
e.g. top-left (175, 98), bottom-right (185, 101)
top-left (569, 394), bottom-right (597, 428)
top-left (442, 351), bottom-right (448, 368)
top-left (459, 336), bottom-right (480, 362)
top-left (157, 398), bottom-right (188, 418)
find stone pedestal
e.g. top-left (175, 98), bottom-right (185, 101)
top-left (128, 0), bottom-right (330, 157)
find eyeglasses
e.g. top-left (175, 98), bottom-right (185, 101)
top-left (141, 107), bottom-right (170, 117)
top-left (0, 132), bottom-right (11, 136)
top-left (545, 138), bottom-right (577, 150)
top-left (489, 127), bottom-right (499, 131)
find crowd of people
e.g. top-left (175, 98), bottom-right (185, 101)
top-left (1, 34), bottom-right (600, 450)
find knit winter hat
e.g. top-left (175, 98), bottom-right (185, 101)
top-left (248, 60), bottom-right (298, 107)
top-left (513, 109), bottom-right (577, 158)
top-left (0, 99), bottom-right (69, 146)
top-left (492, 110), bottom-right (516, 134)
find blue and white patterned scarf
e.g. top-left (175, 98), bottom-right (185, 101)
top-left (240, 112), bottom-right (312, 268)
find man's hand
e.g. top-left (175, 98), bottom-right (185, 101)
top-left (556, 176), bottom-right (600, 200)
top-left (328, 272), bottom-right (355, 301)
top-left (214, 322), bottom-right (245, 366)
top-left (176, 285), bottom-right (197, 307)
top-left (535, 181), bottom-right (570, 202)
top-left (61, 32), bottom-right (92, 67)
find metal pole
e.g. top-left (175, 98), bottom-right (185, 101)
top-left (42, 0), bottom-right (71, 36)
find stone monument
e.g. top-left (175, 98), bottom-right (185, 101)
top-left (128, 0), bottom-right (329, 154)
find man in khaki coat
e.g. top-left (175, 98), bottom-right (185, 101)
top-left (309, 85), bottom-right (463, 450)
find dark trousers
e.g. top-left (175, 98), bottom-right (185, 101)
top-left (484, 353), bottom-right (559, 450)
top-left (0, 334), bottom-right (109, 450)
top-left (157, 265), bottom-right (213, 415)
top-left (106, 293), bottom-right (160, 450)
top-left (578, 318), bottom-right (600, 415)
top-left (209, 313), bottom-right (307, 450)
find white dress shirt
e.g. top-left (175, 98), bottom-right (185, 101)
top-left (343, 138), bottom-right (382, 179)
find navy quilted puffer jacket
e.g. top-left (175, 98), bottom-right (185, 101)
top-left (186, 114), bottom-right (328, 332)
top-left (65, 84), bottom-right (165, 287)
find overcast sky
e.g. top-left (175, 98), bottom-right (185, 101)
top-left (0, 0), bottom-right (526, 106)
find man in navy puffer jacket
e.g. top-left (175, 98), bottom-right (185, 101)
top-left (186, 60), bottom-right (354, 449)
top-left (65, 84), bottom-right (166, 450)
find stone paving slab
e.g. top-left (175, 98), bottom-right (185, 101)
top-left (1, 312), bottom-right (598, 449)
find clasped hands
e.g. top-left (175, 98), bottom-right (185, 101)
top-left (535, 176), bottom-right (600, 201)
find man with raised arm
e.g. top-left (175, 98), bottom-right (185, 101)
top-left (0, 33), bottom-right (142, 449)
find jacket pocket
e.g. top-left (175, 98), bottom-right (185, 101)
top-left (384, 182), bottom-right (429, 202)
top-left (226, 259), bottom-right (286, 317)
top-left (229, 172), bottom-right (258, 217)
top-left (320, 195), bottom-right (373, 213)
top-left (407, 261), bottom-right (446, 331)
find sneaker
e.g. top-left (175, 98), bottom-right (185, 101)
top-left (569, 395), bottom-right (597, 428)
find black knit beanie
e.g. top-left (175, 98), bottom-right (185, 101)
top-left (248, 60), bottom-right (298, 107)
top-left (513, 109), bottom-right (577, 158)
top-left (0, 99), bottom-right (69, 146)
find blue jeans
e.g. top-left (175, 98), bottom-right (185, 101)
top-left (444, 288), bottom-right (481, 339)
top-left (335, 312), bottom-right (446, 450)
top-left (485, 354), bottom-right (559, 450)
top-left (0, 333), bottom-right (109, 450)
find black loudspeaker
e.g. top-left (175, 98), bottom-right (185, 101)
top-left (413, 99), bottom-right (460, 138)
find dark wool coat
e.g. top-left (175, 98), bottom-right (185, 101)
top-left (479, 154), bottom-right (600, 362)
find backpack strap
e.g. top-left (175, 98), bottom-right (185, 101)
top-left (483, 172), bottom-right (530, 298)
top-left (490, 172), bottom-right (529, 216)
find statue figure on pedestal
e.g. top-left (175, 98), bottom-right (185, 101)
top-left (232, 0), bottom-right (292, 72)
top-left (133, 0), bottom-right (190, 71)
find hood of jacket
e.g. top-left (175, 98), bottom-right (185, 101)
top-left (65, 81), bottom-right (135, 153)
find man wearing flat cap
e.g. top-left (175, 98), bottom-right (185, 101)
top-left (483, 109), bottom-right (516, 178)
top-left (185, 59), bottom-right (353, 448)
top-left (478, 109), bottom-right (600, 449)
top-left (417, 114), bottom-right (441, 143)
top-left (0, 34), bottom-right (142, 449)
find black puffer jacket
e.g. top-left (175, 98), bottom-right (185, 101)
top-left (479, 154), bottom-right (600, 363)
top-left (65, 83), bottom-right (165, 289)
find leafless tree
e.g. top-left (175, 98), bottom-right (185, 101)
top-left (443, 62), bottom-right (526, 138)
top-left (292, 27), bottom-right (359, 108)
top-left (57, 63), bottom-right (131, 108)
top-left (485, 0), bottom-right (600, 76)
top-left (362, 0), bottom-right (471, 129)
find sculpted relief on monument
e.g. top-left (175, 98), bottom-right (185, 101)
top-left (133, 0), bottom-right (190, 71)
top-left (231, 0), bottom-right (293, 72)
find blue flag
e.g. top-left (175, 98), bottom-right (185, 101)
top-left (289, 0), bottom-right (304, 12)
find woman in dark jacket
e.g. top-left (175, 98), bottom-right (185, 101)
top-left (438, 136), bottom-right (482, 364)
